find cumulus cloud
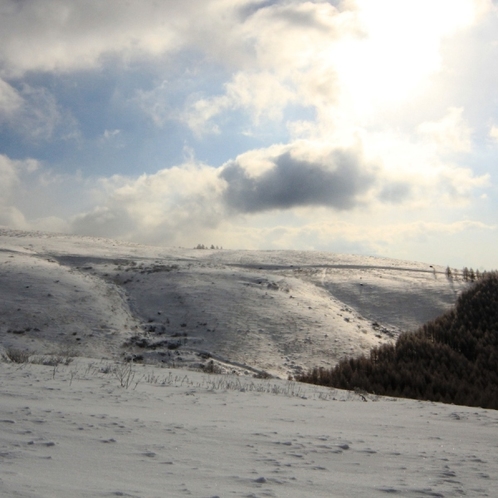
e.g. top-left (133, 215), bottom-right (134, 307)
top-left (67, 141), bottom-right (385, 245)
top-left (71, 205), bottom-right (135, 239)
top-left (67, 133), bottom-right (490, 246)
top-left (0, 155), bottom-right (36, 229)
top-left (0, 154), bottom-right (41, 199)
top-left (357, 121), bottom-right (490, 211)
top-left (0, 0), bottom-right (184, 75)
top-left (489, 125), bottom-right (498, 142)
top-left (0, 154), bottom-right (21, 202)
top-left (417, 107), bottom-right (472, 153)
top-left (220, 144), bottom-right (376, 213)
top-left (0, 154), bottom-right (77, 231)
top-left (70, 162), bottom-right (227, 245)
top-left (0, 206), bottom-right (28, 229)
top-left (0, 0), bottom-right (297, 77)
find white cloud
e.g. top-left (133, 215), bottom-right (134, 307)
top-left (99, 129), bottom-right (123, 148)
top-left (65, 134), bottom-right (491, 247)
top-left (0, 206), bottom-right (29, 230)
top-left (0, 1), bottom-right (181, 76)
top-left (435, 166), bottom-right (490, 204)
top-left (0, 78), bottom-right (22, 114)
top-left (1, 0), bottom-right (485, 149)
top-left (355, 122), bottom-right (488, 210)
top-left (0, 82), bottom-right (78, 141)
top-left (184, 2), bottom-right (357, 134)
top-left (489, 125), bottom-right (498, 142)
top-left (0, 154), bottom-right (21, 202)
top-left (0, 154), bottom-right (80, 231)
top-left (102, 129), bottom-right (120, 140)
top-left (220, 141), bottom-right (377, 212)
top-left (71, 161), bottom-right (227, 244)
top-left (15, 84), bottom-right (68, 140)
top-left (0, 154), bottom-right (41, 202)
top-left (133, 81), bottom-right (172, 127)
top-left (182, 72), bottom-right (296, 136)
top-left (417, 107), bottom-right (472, 153)
top-left (181, 95), bottom-right (226, 136)
top-left (0, 139), bottom-right (492, 266)
top-left (0, 0), bottom-right (496, 268)
top-left (0, 0), bottom-right (276, 77)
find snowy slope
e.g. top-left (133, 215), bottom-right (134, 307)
top-left (0, 359), bottom-right (496, 498)
top-left (0, 229), bottom-right (495, 498)
top-left (0, 229), bottom-right (467, 377)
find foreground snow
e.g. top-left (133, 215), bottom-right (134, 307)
top-left (0, 359), bottom-right (496, 498)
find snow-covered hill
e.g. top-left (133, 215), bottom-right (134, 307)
top-left (1, 229), bottom-right (495, 498)
top-left (0, 229), bottom-right (467, 377)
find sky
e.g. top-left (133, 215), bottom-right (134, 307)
top-left (0, 0), bottom-right (498, 269)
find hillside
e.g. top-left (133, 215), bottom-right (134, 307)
top-left (0, 228), bottom-right (468, 378)
top-left (1, 229), bottom-right (497, 497)
top-left (298, 273), bottom-right (498, 408)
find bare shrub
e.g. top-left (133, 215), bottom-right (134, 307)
top-left (31, 345), bottom-right (78, 366)
top-left (5, 348), bottom-right (31, 363)
top-left (203, 359), bottom-right (222, 374)
top-left (253, 370), bottom-right (272, 379)
top-left (113, 362), bottom-right (140, 389)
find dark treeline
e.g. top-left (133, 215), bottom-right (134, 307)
top-left (297, 272), bottom-right (498, 409)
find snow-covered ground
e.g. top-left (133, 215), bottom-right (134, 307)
top-left (1, 359), bottom-right (497, 498)
top-left (0, 229), bottom-right (467, 378)
top-left (1, 229), bottom-right (495, 497)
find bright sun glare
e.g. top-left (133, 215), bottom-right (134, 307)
top-left (331, 0), bottom-right (477, 117)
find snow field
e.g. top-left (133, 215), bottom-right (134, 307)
top-left (0, 359), bottom-right (496, 497)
